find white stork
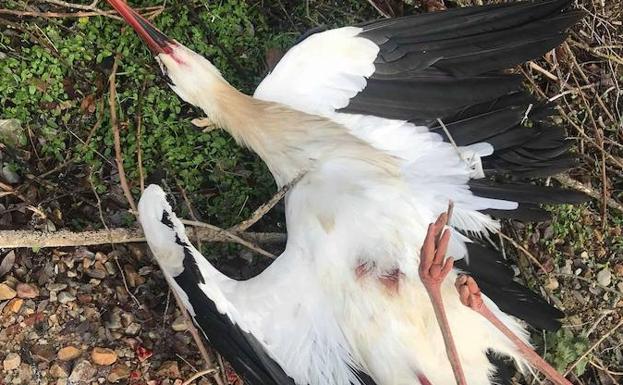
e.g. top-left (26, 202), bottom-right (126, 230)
top-left (108, 1), bottom-right (587, 384)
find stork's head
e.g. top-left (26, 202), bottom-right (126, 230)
top-left (107, 0), bottom-right (227, 112)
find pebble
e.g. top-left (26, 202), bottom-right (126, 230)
top-left (5, 298), bottom-right (23, 313)
top-left (125, 323), bottom-right (141, 336)
top-left (616, 282), bottom-right (623, 294)
top-left (57, 346), bottom-right (82, 361)
top-left (121, 312), bottom-right (134, 327)
top-left (597, 268), bottom-right (612, 287)
top-left (613, 264), bottom-right (623, 277)
top-left (48, 283), bottom-right (68, 292)
top-left (87, 261), bottom-right (107, 279)
top-left (104, 308), bottom-right (122, 330)
top-left (3, 353), bottom-right (21, 371)
top-left (16, 282), bottom-right (39, 299)
top-left (0, 282), bottom-right (16, 300)
top-left (50, 361), bottom-right (69, 378)
top-left (69, 360), bottom-right (96, 383)
top-left (91, 347), bottom-right (117, 366)
top-left (171, 316), bottom-right (187, 332)
top-left (58, 291), bottom-right (76, 304)
top-left (157, 361), bottom-right (180, 378)
top-left (560, 259), bottom-right (573, 275)
top-left (123, 265), bottom-right (144, 287)
top-left (107, 363), bottom-right (131, 383)
top-left (544, 277), bottom-right (559, 291)
top-left (30, 344), bottom-right (55, 362)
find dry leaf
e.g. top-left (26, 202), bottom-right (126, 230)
top-left (0, 250), bottom-right (16, 277)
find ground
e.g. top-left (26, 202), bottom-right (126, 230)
top-left (0, 0), bottom-right (621, 384)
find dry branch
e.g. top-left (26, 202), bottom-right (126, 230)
top-left (109, 55), bottom-right (138, 214)
top-left (0, 228), bottom-right (285, 249)
top-left (555, 175), bottom-right (623, 213)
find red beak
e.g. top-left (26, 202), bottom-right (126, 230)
top-left (107, 0), bottom-right (173, 55)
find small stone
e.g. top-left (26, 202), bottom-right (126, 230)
top-left (617, 282), bottom-right (623, 294)
top-left (597, 268), bottom-right (612, 287)
top-left (91, 347), bottom-right (117, 366)
top-left (171, 316), bottom-right (187, 332)
top-left (104, 308), bottom-right (122, 330)
top-left (57, 346), bottom-right (82, 361)
top-left (580, 251), bottom-right (589, 260)
top-left (69, 360), bottom-right (96, 383)
top-left (560, 259), bottom-right (573, 275)
top-left (19, 363), bottom-right (32, 383)
top-left (123, 265), bottom-right (144, 287)
top-left (30, 344), bottom-right (55, 362)
top-left (544, 277), bottom-right (559, 291)
top-left (56, 380), bottom-right (68, 385)
top-left (120, 312), bottom-right (134, 327)
top-left (125, 323), bottom-right (141, 336)
top-left (5, 298), bottom-right (23, 313)
top-left (157, 361), bottom-right (180, 378)
top-left (3, 353), bottom-right (21, 371)
top-left (57, 291), bottom-right (76, 304)
top-left (613, 264), bottom-right (623, 277)
top-left (48, 283), bottom-right (67, 292)
top-left (107, 363), bottom-right (131, 383)
top-left (86, 261), bottom-right (107, 279)
top-left (0, 282), bottom-right (16, 300)
top-left (16, 282), bottom-right (39, 299)
top-left (50, 361), bottom-right (69, 378)
top-left (77, 294), bottom-right (92, 304)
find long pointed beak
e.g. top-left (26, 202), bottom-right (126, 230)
top-left (107, 0), bottom-right (173, 55)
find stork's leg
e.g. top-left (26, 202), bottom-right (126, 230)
top-left (455, 275), bottom-right (572, 385)
top-left (419, 213), bottom-right (467, 385)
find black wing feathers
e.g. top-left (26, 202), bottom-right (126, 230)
top-left (171, 242), bottom-right (294, 385)
top-left (335, 0), bottom-right (586, 221)
top-left (457, 243), bottom-right (564, 331)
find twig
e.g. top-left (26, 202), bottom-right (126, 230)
top-left (136, 80), bottom-right (148, 194)
top-left (114, 256), bottom-right (142, 308)
top-left (0, 181), bottom-right (27, 202)
top-left (0, 228), bottom-right (285, 249)
top-left (554, 175), bottom-right (623, 213)
top-left (497, 232), bottom-right (549, 274)
top-left (169, 288), bottom-right (214, 373)
top-left (529, 61), bottom-right (559, 81)
top-left (182, 368), bottom-right (218, 385)
top-left (229, 172), bottom-right (305, 233)
top-left (182, 219), bottom-right (276, 259)
top-left (0, 8), bottom-right (122, 19)
top-left (0, 5), bottom-right (163, 20)
top-left (563, 318), bottom-right (623, 376)
top-left (108, 55), bottom-right (138, 214)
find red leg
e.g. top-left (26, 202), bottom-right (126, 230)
top-left (455, 275), bottom-right (573, 385)
top-left (419, 212), bottom-right (467, 385)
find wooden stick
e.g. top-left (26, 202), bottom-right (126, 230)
top-left (229, 172), bottom-right (305, 233)
top-left (0, 228), bottom-right (285, 249)
top-left (109, 55), bottom-right (138, 214)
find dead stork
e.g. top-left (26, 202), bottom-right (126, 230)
top-left (109, 1), bottom-right (586, 384)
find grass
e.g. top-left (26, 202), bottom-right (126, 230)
top-left (1, 0), bottom-right (622, 383)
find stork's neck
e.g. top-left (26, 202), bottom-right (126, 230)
top-left (205, 82), bottom-right (398, 187)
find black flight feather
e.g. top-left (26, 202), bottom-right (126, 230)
top-left (457, 243), bottom-right (564, 331)
top-left (168, 235), bottom-right (294, 385)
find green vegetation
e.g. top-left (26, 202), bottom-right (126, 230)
top-left (0, 0), bottom-right (375, 229)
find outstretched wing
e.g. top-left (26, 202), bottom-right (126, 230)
top-left (138, 185), bottom-right (296, 385)
top-left (255, 0), bottom-right (585, 222)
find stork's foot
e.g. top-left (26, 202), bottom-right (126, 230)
top-left (419, 211), bottom-right (466, 385)
top-left (419, 212), bottom-right (454, 289)
top-left (456, 275), bottom-right (572, 385)
top-left (455, 275), bottom-right (484, 312)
